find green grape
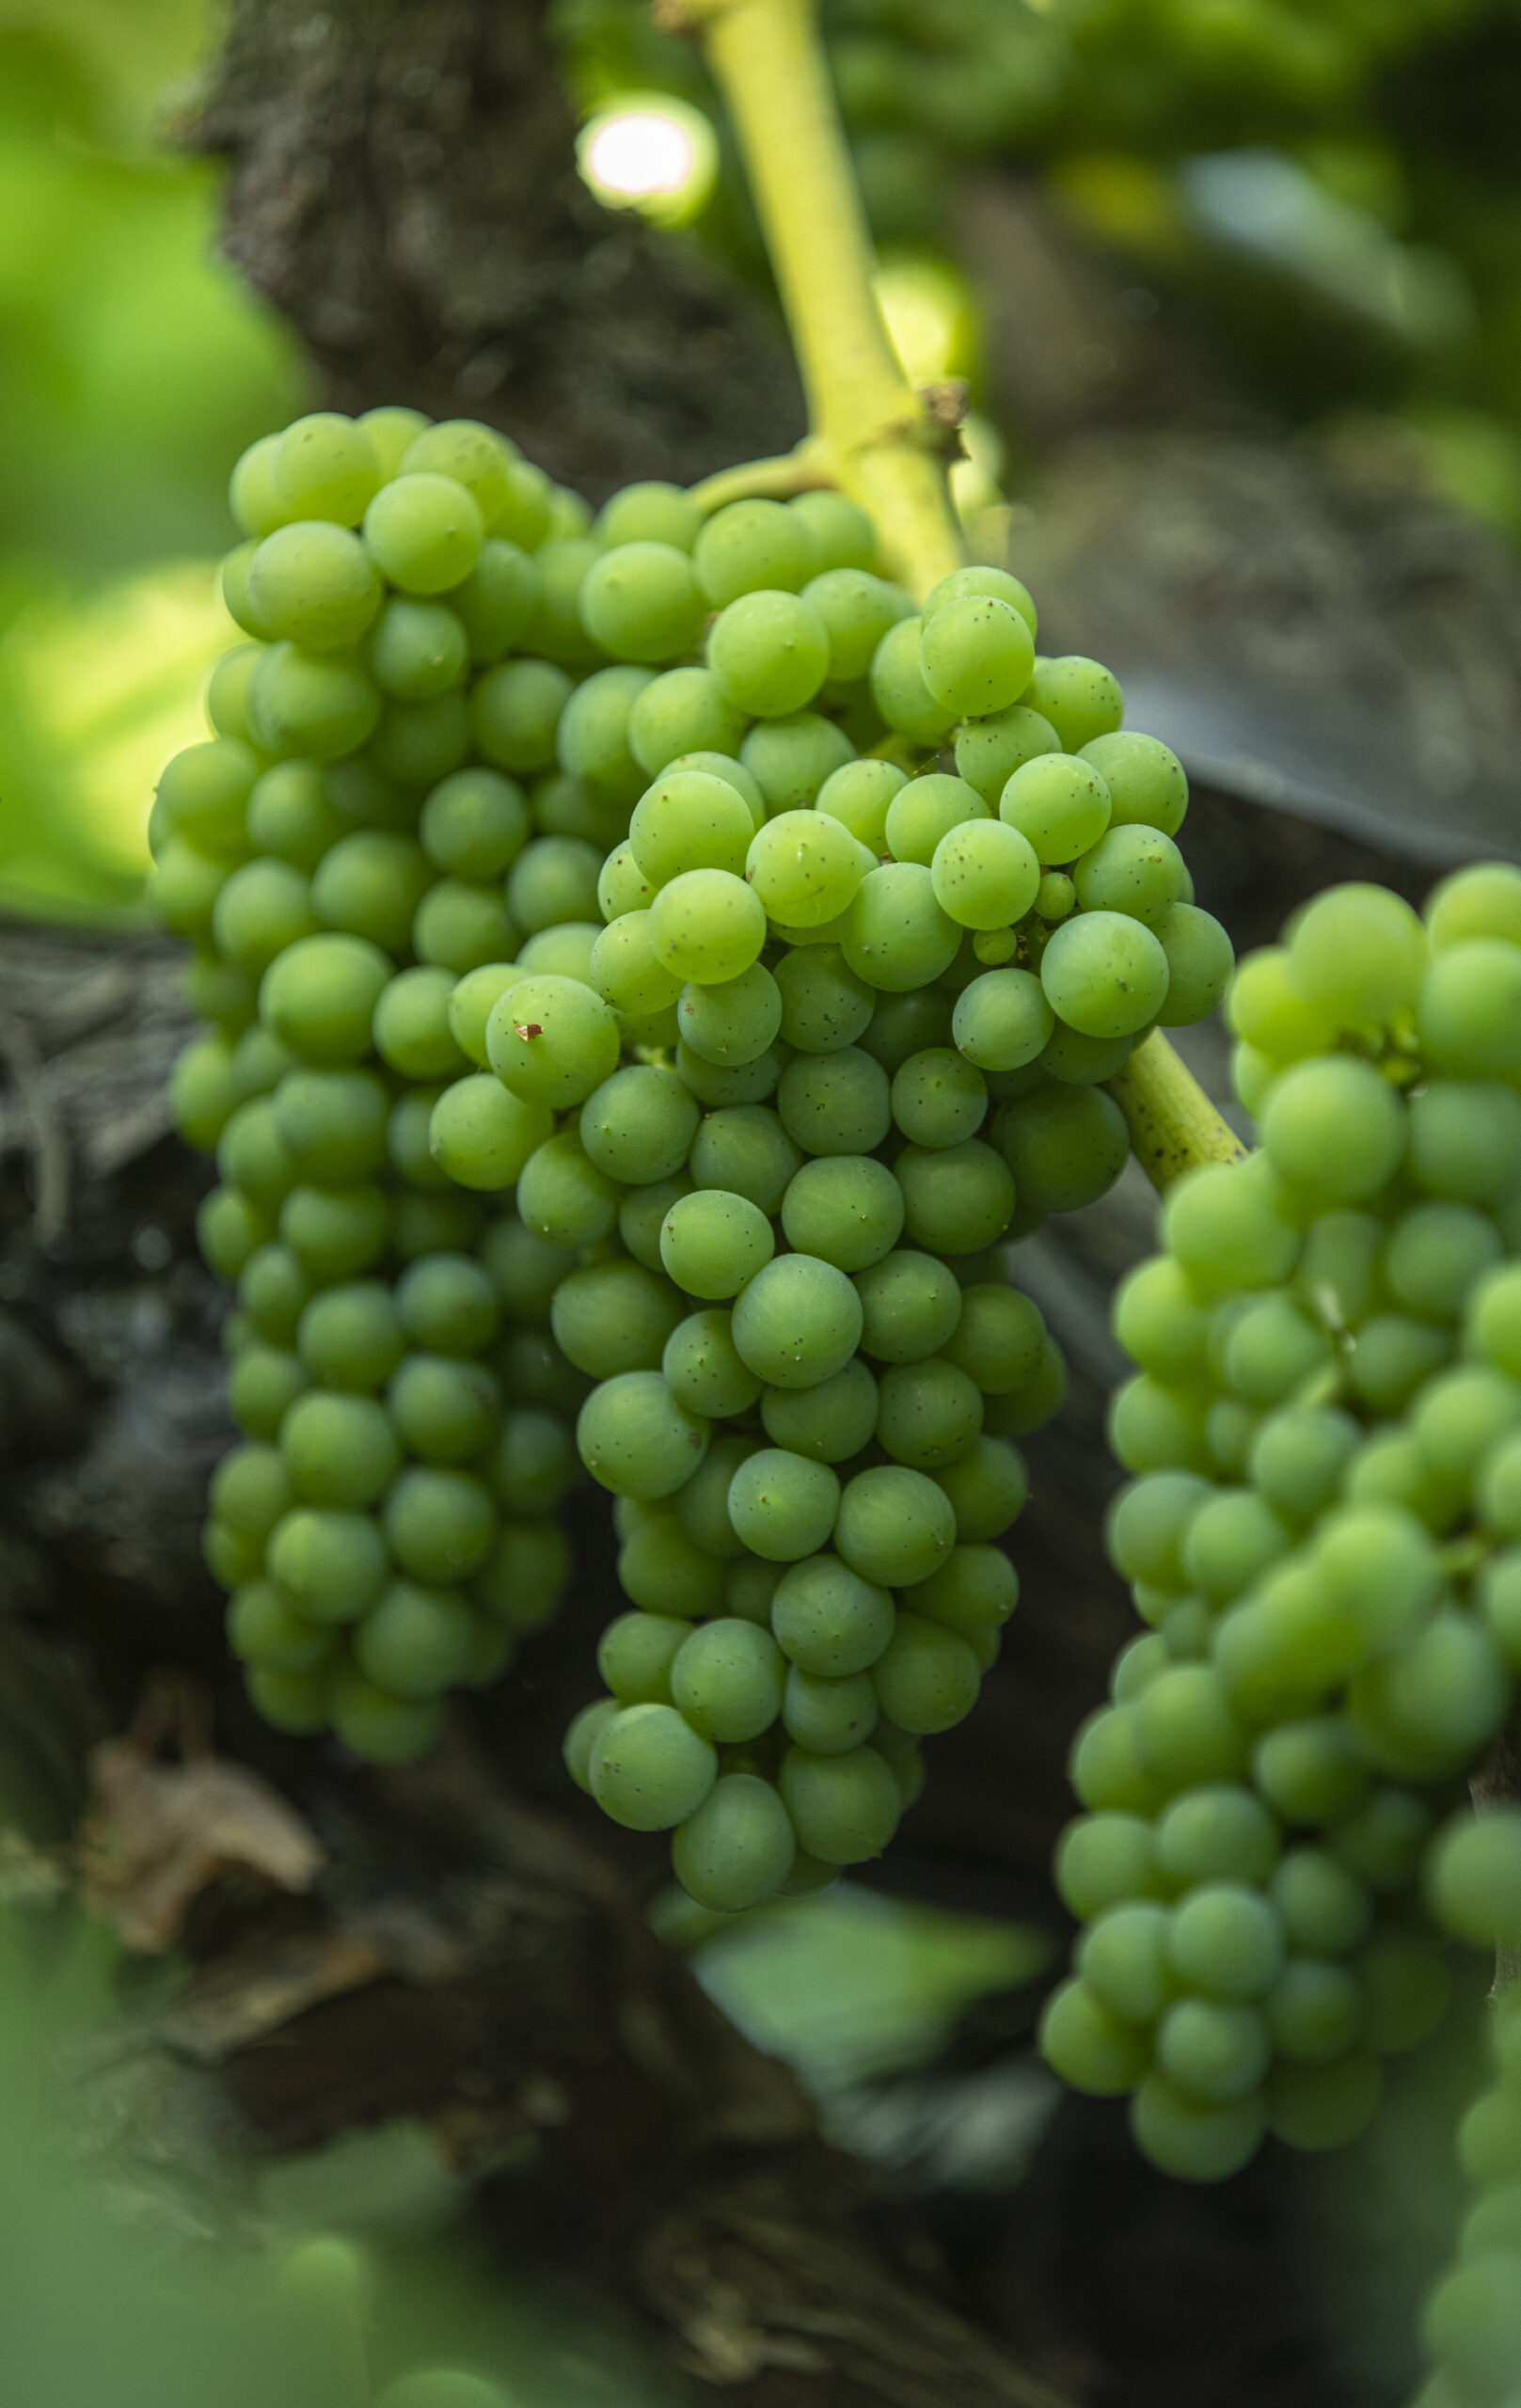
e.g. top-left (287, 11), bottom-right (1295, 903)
top-left (802, 567), bottom-right (909, 683)
top-left (371, 966), bottom-right (466, 1082)
top-left (203, 1513), bottom-right (265, 1589)
top-left (1243, 1399), bottom-right (1353, 1521)
top-left (788, 491), bottom-right (877, 573)
top-left (771, 943), bottom-right (874, 1054)
top-left (1358, 1929), bottom-right (1450, 2053)
top-left (1266, 2052), bottom-right (1383, 2154)
top-left (212, 859), bottom-right (317, 976)
top-left (469, 657), bottom-right (574, 774)
top-left (662, 1307), bottom-right (763, 1418)
top-left (1427, 1808), bottom-right (1521, 1947)
top-left (355, 1580), bottom-right (477, 1699)
top-left (330, 1667), bottom-right (443, 1763)
top-left (928, 816), bottom-right (1040, 933)
top-left (416, 771), bottom-right (530, 886)
top-left (618, 1174), bottom-right (692, 1272)
top-left (1038, 1978), bottom-right (1151, 2097)
top-left (875, 1356), bottom-right (982, 1469)
top-left (472, 1513), bottom-right (571, 1630)
top-left (388, 1085), bottom-right (450, 1189)
top-left (812, 759), bottom-right (904, 858)
top-left (1054, 1812), bottom-right (1160, 1921)
top-left (768, 1553), bottom-right (890, 1675)
top-left (1470, 1264), bottom-right (1521, 1383)
top-left (373, 682), bottom-right (475, 784)
top-left (246, 642), bottom-right (382, 762)
top-left (1133, 1661), bottom-right (1248, 1790)
top-left (1156, 1786), bottom-right (1277, 1890)
top-left (393, 1189), bottom-right (485, 1260)
top-left (869, 1611), bottom-right (979, 1733)
top-left (677, 963), bottom-right (784, 1068)
top-left (707, 591), bottom-right (831, 718)
top-left (590, 1701), bottom-right (718, 1830)
top-left (730, 1253), bottom-right (864, 1389)
top-left (182, 956), bottom-right (257, 1042)
top-left (236, 1241), bottom-right (310, 1344)
top-left (274, 410), bottom-right (381, 523)
top-left (1113, 1256), bottom-right (1212, 1386)
top-left (853, 1247), bottom-right (963, 1365)
top-left (659, 1187), bottom-right (775, 1299)
top-left (774, 1046), bottom-right (889, 1157)
top-left (1069, 728), bottom-right (1184, 831)
top-left (229, 1347), bottom-right (308, 1444)
top-left (889, 1048), bottom-right (987, 1149)
top-left (783, 1663), bottom-right (879, 1754)
top-left (1035, 871), bottom-right (1076, 923)
top-left (1155, 1999), bottom-right (1270, 2107)
top-left (1219, 1293), bottom-right (1330, 1406)
top-left (588, 910), bottom-right (681, 1022)
top-left (673, 1772), bottom-right (798, 1911)
top-left (948, 704), bottom-right (1056, 813)
top-left (443, 537), bottom-right (543, 662)
top-left (242, 522), bottom-right (380, 654)
top-left (359, 468), bottom-right (482, 592)
top-left (278, 1181), bottom-right (388, 1283)
top-left (271, 1066), bottom-right (390, 1186)
top-left (246, 1665), bottom-right (329, 1735)
top-left (840, 863), bottom-right (960, 992)
top-left (695, 498), bottom-right (817, 605)
top-left (502, 836), bottom-right (598, 937)
top-left (999, 754), bottom-right (1111, 864)
top-left (259, 931), bottom-right (391, 1068)
top-left (591, 480), bottom-right (699, 552)
top-left (1039, 911), bottom-right (1169, 1040)
top-left (597, 1609), bottom-right (691, 1703)
top-left (476, 1209), bottom-right (572, 1319)
top-left (673, 1433), bottom-right (754, 1559)
top-left (674, 1037), bottom-right (787, 1107)
top-left (626, 669), bottom-right (747, 778)
top-left (1106, 1372), bottom-right (1209, 1476)
top-left (1291, 880), bottom-right (1428, 1026)
top-left (520, 532), bottom-right (604, 667)
top-left (614, 1507), bottom-right (724, 1617)
top-left (727, 1447), bottom-right (842, 1561)
top-left (387, 1353), bottom-right (500, 1464)
top-left (1424, 860), bottom-right (1521, 953)
top-left (1154, 904), bottom-right (1234, 1026)
top-left (227, 1581), bottom-right (336, 1674)
top-left (932, 1286), bottom-right (1039, 1397)
top-left (753, 1352), bottom-right (873, 1460)
top-left (1071, 822), bottom-right (1185, 929)
top-left (895, 1136), bottom-right (1015, 1255)
top-left (481, 972), bottom-right (616, 1110)
top-left (1078, 1897), bottom-right (1172, 2020)
top-left (410, 879), bottom-right (515, 974)
top-left (1162, 1158), bottom-right (1302, 1298)
top-left (264, 1504), bottom-right (388, 1623)
top-left (855, 993), bottom-right (952, 1078)
top-left (1258, 1054), bottom-right (1406, 1203)
top-left (629, 768), bottom-right (753, 885)
top-left (1016, 657), bottom-right (1120, 752)
top-left (279, 1388), bottom-right (400, 1507)
top-left (778, 1741), bottom-right (901, 1863)
top-left (739, 711), bottom-right (854, 813)
top-left (1480, 1550), bottom-right (1521, 1666)
top-left (243, 760), bottom-right (345, 871)
top-left (578, 1068), bottom-right (697, 1190)
top-left (748, 808), bottom-right (869, 927)
top-left (1265, 1957), bottom-right (1364, 2065)
top-left (868, 615), bottom-right (957, 746)
top-left (689, 1105), bottom-right (800, 1215)
top-left (663, 752), bottom-right (765, 830)
top-left (671, 1618), bottom-right (786, 1741)
top-left (950, 968), bottom-right (1053, 1073)
top-left (576, 1370), bottom-right (710, 1498)
top-left (933, 1434), bottom-right (1027, 1544)
top-left (577, 540), bottom-right (705, 662)
top-left (883, 773), bottom-right (986, 869)
top-left (484, 1403), bottom-right (577, 1515)
top-left (214, 1098), bottom-right (293, 1214)
top-left (778, 1154), bottom-right (900, 1274)
top-left (834, 1462), bottom-right (956, 1586)
top-left (1346, 1314), bottom-right (1453, 1415)
top-left (428, 1073), bottom-right (552, 1191)
top-left (1269, 1847), bottom-right (1373, 1957)
top-left (1167, 1882), bottom-right (1285, 2002)
top-left (918, 594), bottom-right (1036, 720)
top-left (648, 867), bottom-right (768, 985)
top-left (229, 432), bottom-right (291, 536)
top-left (515, 1128), bottom-right (622, 1244)
top-left (295, 1281), bottom-right (403, 1392)
top-left (550, 1259), bottom-right (685, 1380)
top-left (1180, 1489), bottom-right (1291, 1603)
top-left (382, 1465), bottom-right (497, 1583)
top-left (210, 1441), bottom-right (294, 1544)
top-left (1386, 1201), bottom-right (1505, 1323)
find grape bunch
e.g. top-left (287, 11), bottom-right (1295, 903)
top-left (155, 404), bottom-right (624, 1761)
top-left (1042, 863), bottom-right (1521, 2179)
top-left (1413, 1810), bottom-right (1521, 2408)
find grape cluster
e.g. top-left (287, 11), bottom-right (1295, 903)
top-left (156, 405), bottom-right (613, 1760)
top-left (1414, 1811), bottom-right (1521, 2408)
top-left (1043, 863), bottom-right (1521, 2179)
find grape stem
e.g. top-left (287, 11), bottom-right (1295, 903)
top-left (688, 439), bottom-right (833, 513)
top-left (686, 0), bottom-right (1242, 1194)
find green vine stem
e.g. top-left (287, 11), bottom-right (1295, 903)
top-left (686, 0), bottom-right (1241, 1194)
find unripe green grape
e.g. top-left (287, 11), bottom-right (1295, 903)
top-left (577, 1064), bottom-right (700, 1189)
top-left (1264, 1958), bottom-right (1363, 2067)
top-left (874, 1356), bottom-right (982, 1470)
top-left (626, 669), bottom-right (748, 779)
top-left (853, 1247), bottom-right (962, 1365)
top-left (657, 1187), bottom-right (772, 1301)
top-left (1162, 1157), bottom-right (1303, 1299)
top-left (919, 594), bottom-right (1036, 721)
top-left (246, 642), bottom-right (381, 761)
top-left (594, 480), bottom-right (701, 552)
top-left (628, 770), bottom-right (752, 891)
top-left (1071, 823), bottom-right (1185, 932)
top-left (597, 1609), bottom-right (692, 1703)
top-left (387, 1081), bottom-right (464, 1189)
top-left (1155, 1786), bottom-right (1277, 1893)
top-left (882, 773), bottom-right (985, 870)
top-left (1248, 1718), bottom-right (1367, 1832)
top-left (214, 1105), bottom-right (294, 1216)
top-left (928, 816), bottom-right (1040, 935)
top-left (356, 1579), bottom-right (477, 1699)
top-left (471, 1513), bottom-right (571, 1631)
top-left (259, 931), bottom-right (391, 1068)
top-left (1385, 1200), bottom-right (1504, 1323)
top-left (671, 1617), bottom-right (785, 1741)
top-left (235, 765), bottom-right (332, 879)
top-left (481, 973), bottom-right (616, 1112)
top-left (387, 1352), bottom-right (499, 1464)
top-left (229, 1350), bottom-right (308, 1447)
top-left (1039, 911), bottom-right (1169, 1041)
top-left (1039, 1977), bottom-right (1152, 2097)
top-left (470, 657), bottom-right (574, 773)
top-left (295, 1281), bottom-right (404, 1393)
top-left (617, 1173), bottom-right (691, 1273)
top-left (927, 1289), bottom-right (1037, 1401)
top-left (210, 1442), bottom-right (293, 1545)
top-left (329, 1667), bottom-right (443, 1763)
top-left (1068, 1700), bottom-right (1161, 1814)
top-left (1257, 1054), bottom-right (1406, 1204)
top-left (519, 531), bottom-right (603, 667)
top-left (902, 1547), bottom-right (1017, 1665)
top-left (416, 887), bottom-right (520, 980)
top-left (890, 1048), bottom-right (987, 1150)
top-left (229, 431), bottom-right (290, 536)
top-left (673, 1773), bottom-right (797, 1911)
top-left (861, 996), bottom-right (959, 1078)
top-left (1180, 1489), bottom-right (1291, 1605)
top-left (769, 945), bottom-right (872, 1058)
top-left (840, 862), bottom-right (959, 992)
top-left (1155, 1999), bottom-right (1270, 2108)
top-left (746, 1339), bottom-right (872, 1451)
top-left (949, 967), bottom-right (1053, 1074)
top-left (279, 1388), bottom-right (400, 1508)
top-left (1015, 655), bottom-right (1120, 751)
top-left (378, 1466), bottom-right (495, 1588)
top-left (577, 540), bottom-right (706, 662)
top-left (612, 1505), bottom-right (723, 1616)
top-left (591, 1701), bottom-right (717, 1830)
top-left (802, 567), bottom-right (910, 684)
top-left (393, 1189), bottom-right (484, 1261)
top-left (586, 911), bottom-right (679, 1023)
top-left (834, 1462), bottom-right (955, 1586)
top-left (1346, 1314), bottom-right (1453, 1415)
top-left (869, 1611), bottom-right (979, 1734)
top-left (726, 1448), bottom-right (841, 1562)
top-left (272, 1066), bottom-right (390, 1184)
top-left (172, 1033), bottom-right (241, 1154)
top-left (729, 1254), bottom-right (864, 1392)
top-left (1411, 1364), bottom-right (1521, 1489)
top-left (674, 969), bottom-right (782, 1078)
top-left (576, 1369), bottom-right (709, 1500)
top-left (780, 1155), bottom-right (903, 1274)
top-left (779, 1740), bottom-right (900, 1863)
top-left (245, 521), bottom-right (381, 654)
top-left (999, 753), bottom-right (1111, 866)
top-left (237, 1242), bottom-right (310, 1345)
top-left (204, 1513), bottom-right (265, 1588)
top-left (646, 866), bottom-right (768, 986)
top-left (265, 1504), bottom-right (388, 1622)
top-left (367, 688), bottom-right (471, 788)
top-left (1076, 1896), bottom-right (1172, 2020)
top-left (1055, 1812), bottom-right (1159, 1920)
top-left (658, 1308), bottom-right (758, 1420)
top-left (1133, 1661), bottom-right (1248, 1791)
top-left (789, 491), bottom-right (877, 574)
top-left (674, 1036), bottom-right (787, 1106)
top-left (747, 809), bottom-right (867, 930)
top-left (689, 1105), bottom-right (800, 1215)
top-left (1153, 903), bottom-right (1234, 1026)
top-left (425, 1073), bottom-right (548, 1192)
top-left (551, 1259), bottom-right (684, 1380)
top-left (501, 837), bottom-right (599, 939)
top-left (516, 923), bottom-right (599, 985)
top-left (1266, 2052), bottom-right (1383, 2154)
top-left (152, 740), bottom-right (256, 863)
top-left (246, 1663), bottom-right (330, 1734)
top-left (935, 1435), bottom-right (1028, 1543)
top-left (356, 403), bottom-right (430, 475)
top-left (277, 1180), bottom-right (388, 1282)
top-left (475, 1211), bottom-right (570, 1322)
top-left (667, 1434), bottom-right (752, 1560)
top-left (868, 615), bottom-right (957, 746)
top-left (707, 590), bottom-right (831, 718)
top-left (1167, 1882), bottom-right (1285, 2002)
top-left (484, 1405), bottom-right (577, 1516)
top-left (695, 498), bottom-right (817, 606)
top-left (360, 469), bottom-right (483, 593)
top-left (392, 417), bottom-right (515, 523)
top-left (774, 1046), bottom-right (889, 1158)
top-left (227, 1580), bottom-right (337, 1674)
top-left (812, 761), bottom-right (904, 860)
top-left (782, 1662), bottom-right (879, 1754)
top-left (211, 859), bottom-right (318, 978)
top-left (1480, 1551), bottom-right (1521, 1668)
top-left (1269, 1847), bottom-right (1373, 1957)
top-left (274, 411), bottom-right (380, 524)
top-left (1105, 1372), bottom-right (1208, 1476)
top-left (895, 1137), bottom-right (1015, 1256)
top-left (1349, 1608), bottom-right (1508, 1779)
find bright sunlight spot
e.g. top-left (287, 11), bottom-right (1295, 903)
top-left (576, 93), bottom-right (719, 229)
